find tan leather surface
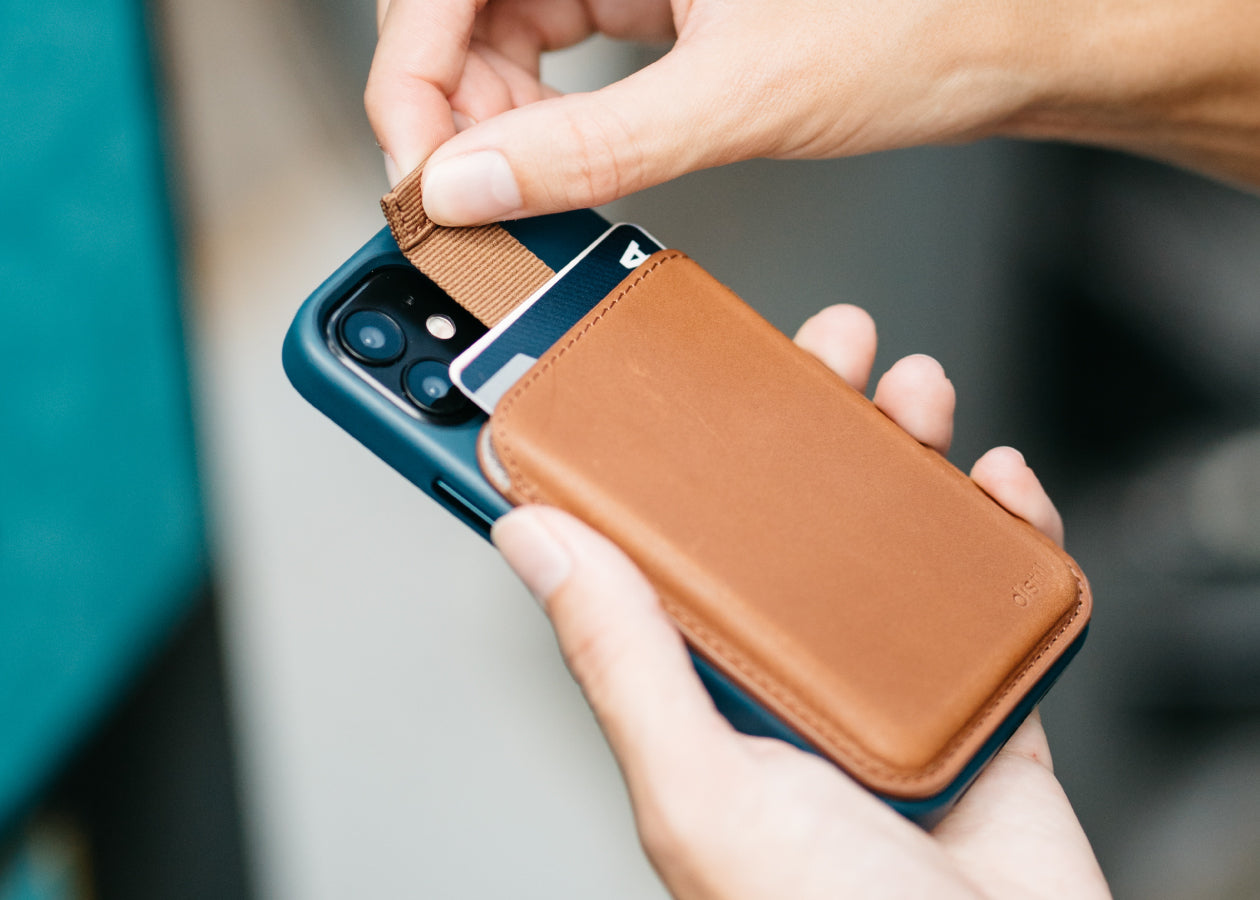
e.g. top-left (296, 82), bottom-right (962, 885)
top-left (380, 167), bottom-right (554, 326)
top-left (486, 251), bottom-right (1091, 799)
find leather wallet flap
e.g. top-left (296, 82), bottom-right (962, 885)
top-left (485, 251), bottom-right (1090, 799)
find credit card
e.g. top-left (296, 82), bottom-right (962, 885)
top-left (450, 223), bottom-right (662, 413)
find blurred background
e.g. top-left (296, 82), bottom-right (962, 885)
top-left (3, 0), bottom-right (1260, 897)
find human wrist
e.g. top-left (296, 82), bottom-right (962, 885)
top-left (897, 1), bottom-right (1077, 149)
top-left (992, 0), bottom-right (1260, 184)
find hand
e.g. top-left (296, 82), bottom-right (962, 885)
top-left (368, 0), bottom-right (1036, 222)
top-left (367, 0), bottom-right (1260, 226)
top-left (492, 304), bottom-right (1110, 899)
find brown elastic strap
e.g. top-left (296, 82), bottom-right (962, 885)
top-left (380, 167), bottom-right (555, 327)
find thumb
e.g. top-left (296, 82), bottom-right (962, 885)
top-left (492, 506), bottom-right (732, 785)
top-left (420, 48), bottom-right (751, 224)
top-left (933, 711), bottom-right (1108, 895)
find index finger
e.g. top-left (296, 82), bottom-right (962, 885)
top-left (366, 0), bottom-right (482, 174)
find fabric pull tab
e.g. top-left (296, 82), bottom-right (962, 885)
top-left (380, 167), bottom-right (555, 326)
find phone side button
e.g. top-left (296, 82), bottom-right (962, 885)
top-left (432, 478), bottom-right (497, 537)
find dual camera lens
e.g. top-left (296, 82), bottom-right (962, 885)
top-left (341, 310), bottom-right (405, 364)
top-left (339, 308), bottom-right (470, 419)
top-left (402, 359), bottom-right (465, 417)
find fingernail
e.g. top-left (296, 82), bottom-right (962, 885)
top-left (996, 446), bottom-right (1027, 465)
top-left (492, 508), bottom-right (571, 607)
top-left (451, 111), bottom-right (476, 132)
top-left (383, 152), bottom-right (402, 188)
top-left (905, 353), bottom-right (948, 375)
top-left (423, 150), bottom-right (522, 224)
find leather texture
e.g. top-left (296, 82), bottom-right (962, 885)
top-left (483, 251), bottom-right (1091, 799)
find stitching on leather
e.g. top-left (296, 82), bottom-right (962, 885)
top-left (665, 576), bottom-right (1084, 785)
top-left (492, 252), bottom-right (1088, 788)
top-left (495, 252), bottom-right (685, 498)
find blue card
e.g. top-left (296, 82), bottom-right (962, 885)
top-left (450, 223), bottom-right (662, 413)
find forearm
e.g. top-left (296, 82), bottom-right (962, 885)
top-left (998, 0), bottom-right (1260, 186)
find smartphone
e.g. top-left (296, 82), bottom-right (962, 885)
top-left (283, 219), bottom-right (1086, 828)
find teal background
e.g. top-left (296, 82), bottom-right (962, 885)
top-left (0, 0), bottom-right (206, 831)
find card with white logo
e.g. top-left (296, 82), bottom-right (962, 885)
top-left (450, 223), bottom-right (662, 413)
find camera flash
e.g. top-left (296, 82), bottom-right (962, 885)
top-left (426, 314), bottom-right (456, 340)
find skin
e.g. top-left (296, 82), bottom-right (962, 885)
top-left (359, 5), bottom-right (1194, 891)
top-left (492, 305), bottom-right (1110, 899)
top-left (367, 0), bottom-right (1260, 224)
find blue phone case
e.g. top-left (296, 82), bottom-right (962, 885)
top-left (283, 220), bottom-right (1087, 829)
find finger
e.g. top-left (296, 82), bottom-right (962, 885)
top-left (474, 0), bottom-right (676, 75)
top-left (365, 0), bottom-right (478, 179)
top-left (420, 45), bottom-right (773, 224)
top-left (492, 506), bottom-right (732, 786)
top-left (793, 304), bottom-right (878, 393)
top-left (871, 354), bottom-right (956, 455)
top-left (448, 46), bottom-right (555, 132)
top-left (472, 0), bottom-right (591, 76)
top-left (467, 41), bottom-right (552, 110)
top-left (446, 48), bottom-right (517, 127)
top-left (970, 446), bottom-right (1065, 546)
top-left (997, 707), bottom-right (1054, 772)
top-left (933, 711), bottom-right (1109, 898)
top-left (942, 712), bottom-right (1055, 834)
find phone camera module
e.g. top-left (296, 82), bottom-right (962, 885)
top-left (404, 359), bottom-right (470, 418)
top-left (341, 309), bottom-right (405, 365)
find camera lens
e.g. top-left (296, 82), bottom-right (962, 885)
top-left (403, 359), bottom-right (471, 417)
top-left (340, 309), bottom-right (405, 365)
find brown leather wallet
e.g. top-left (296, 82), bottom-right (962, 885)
top-left (477, 250), bottom-right (1091, 801)
top-left (379, 171), bottom-right (1090, 802)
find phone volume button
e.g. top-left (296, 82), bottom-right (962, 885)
top-left (432, 478), bottom-right (496, 537)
